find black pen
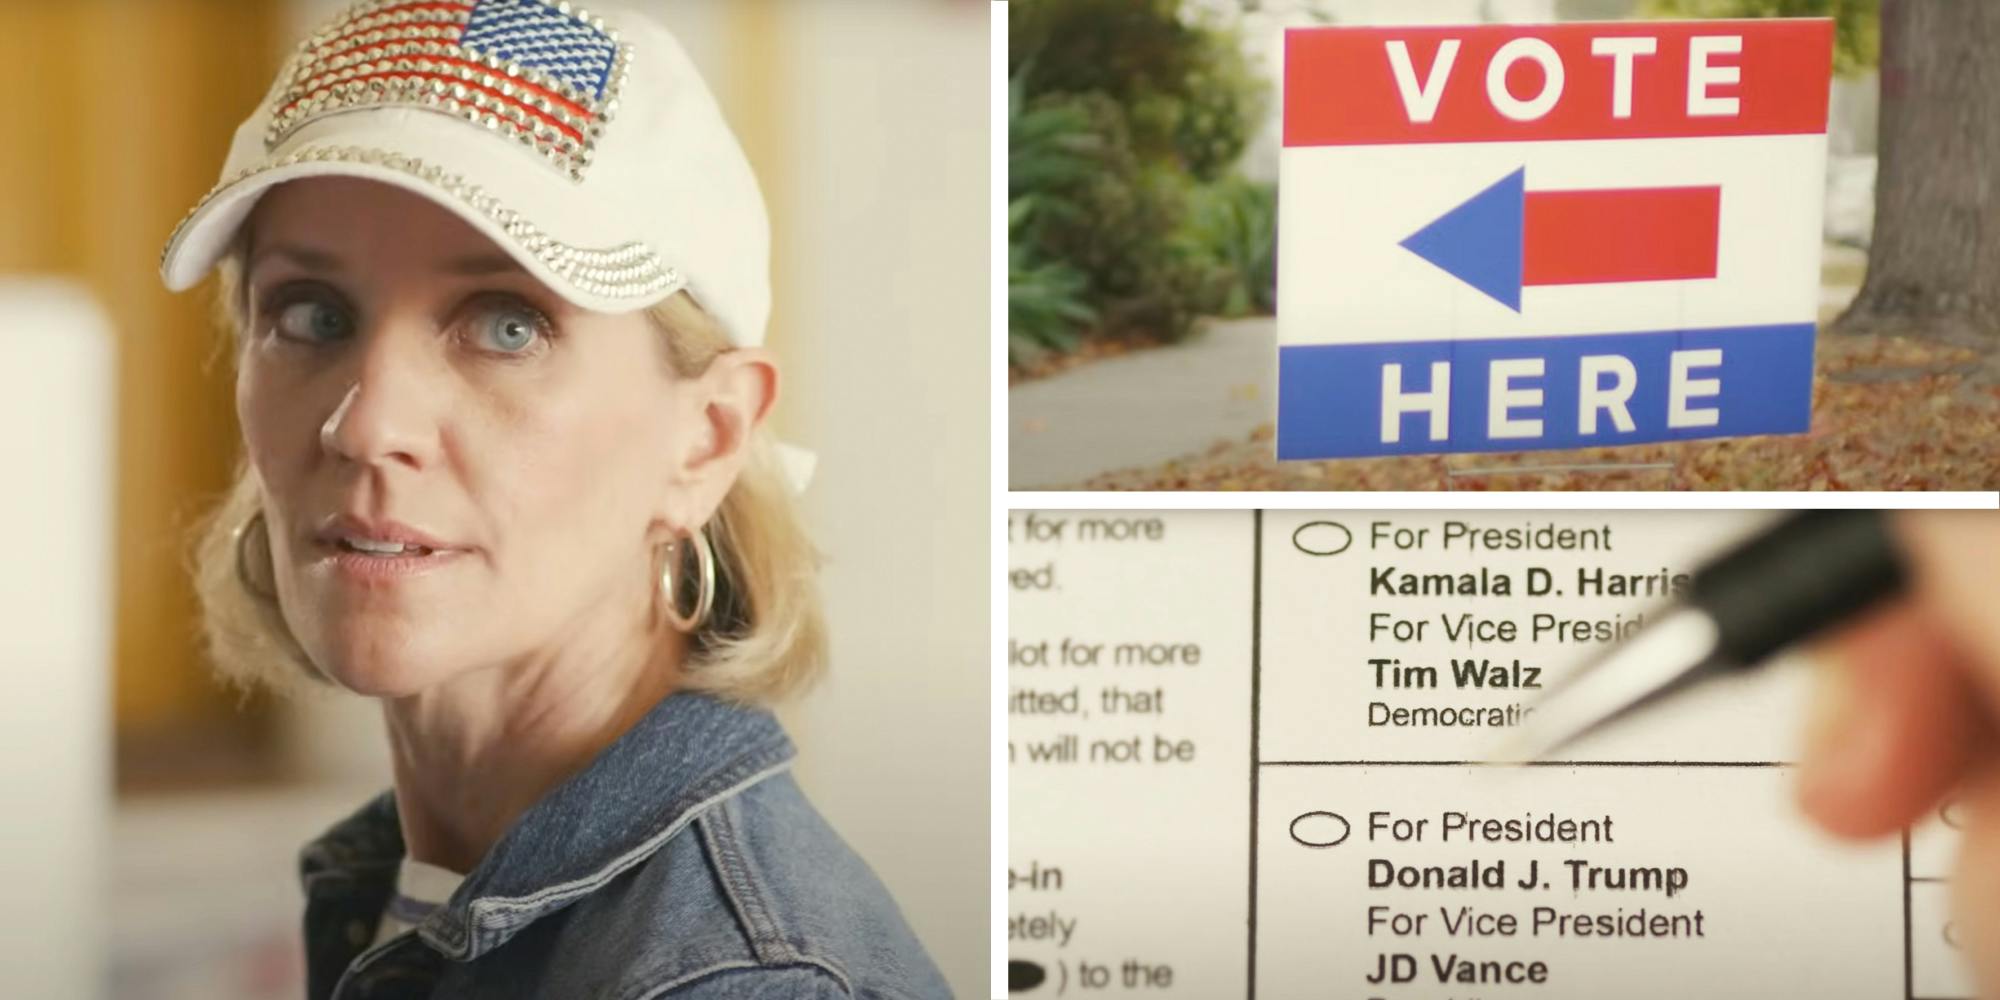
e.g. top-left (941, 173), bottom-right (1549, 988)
top-left (1497, 509), bottom-right (1907, 761)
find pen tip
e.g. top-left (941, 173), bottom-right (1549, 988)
top-left (1484, 606), bottom-right (1722, 765)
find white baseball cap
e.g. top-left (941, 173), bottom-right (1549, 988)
top-left (159, 0), bottom-right (770, 347)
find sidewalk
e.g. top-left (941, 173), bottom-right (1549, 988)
top-left (1010, 317), bottom-right (1275, 489)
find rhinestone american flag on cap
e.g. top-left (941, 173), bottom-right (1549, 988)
top-left (268, 0), bottom-right (632, 181)
top-left (162, 0), bottom-right (775, 342)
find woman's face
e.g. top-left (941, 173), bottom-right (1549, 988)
top-left (238, 177), bottom-right (715, 697)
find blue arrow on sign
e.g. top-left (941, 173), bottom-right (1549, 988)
top-left (1398, 166), bottom-right (1525, 313)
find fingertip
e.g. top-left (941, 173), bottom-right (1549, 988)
top-left (1793, 606), bottom-right (1986, 840)
top-left (1794, 662), bottom-right (1902, 839)
top-left (1794, 649), bottom-right (1880, 837)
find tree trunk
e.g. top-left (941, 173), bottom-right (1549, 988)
top-left (1830, 0), bottom-right (2000, 346)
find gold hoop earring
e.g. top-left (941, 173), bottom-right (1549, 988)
top-left (234, 511), bottom-right (276, 599)
top-left (660, 527), bottom-right (715, 633)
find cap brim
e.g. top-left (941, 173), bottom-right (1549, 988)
top-left (160, 133), bottom-right (684, 314)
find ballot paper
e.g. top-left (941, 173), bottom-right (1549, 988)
top-left (1007, 510), bottom-right (1970, 1000)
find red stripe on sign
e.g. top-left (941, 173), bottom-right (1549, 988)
top-left (1523, 186), bottom-right (1720, 286)
top-left (1284, 19), bottom-right (1831, 146)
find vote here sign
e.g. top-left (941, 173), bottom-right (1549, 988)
top-left (1276, 19), bottom-right (1833, 460)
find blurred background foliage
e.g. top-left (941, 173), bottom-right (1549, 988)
top-left (1007, 0), bottom-right (1274, 366)
top-left (1641, 0), bottom-right (1878, 74)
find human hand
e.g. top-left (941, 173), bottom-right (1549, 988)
top-left (1796, 511), bottom-right (2000, 994)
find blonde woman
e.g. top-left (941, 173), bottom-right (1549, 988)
top-left (157, 1), bottom-right (947, 997)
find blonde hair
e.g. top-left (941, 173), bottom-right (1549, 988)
top-left (188, 250), bottom-right (826, 704)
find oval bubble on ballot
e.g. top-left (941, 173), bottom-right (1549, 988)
top-left (1290, 810), bottom-right (1352, 848)
top-left (1292, 520), bottom-right (1353, 556)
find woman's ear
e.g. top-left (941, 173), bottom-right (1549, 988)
top-left (661, 347), bottom-right (778, 531)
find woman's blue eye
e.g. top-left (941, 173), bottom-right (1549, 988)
top-left (274, 299), bottom-right (354, 342)
top-left (475, 305), bottom-right (547, 354)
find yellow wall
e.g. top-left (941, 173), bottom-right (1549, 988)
top-left (0, 1), bottom-right (284, 749)
top-left (722, 0), bottom-right (798, 437)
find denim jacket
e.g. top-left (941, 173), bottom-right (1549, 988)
top-left (298, 692), bottom-right (951, 999)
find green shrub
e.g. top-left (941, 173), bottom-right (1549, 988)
top-left (1009, 0), bottom-right (1266, 179)
top-left (1007, 0), bottom-right (1270, 354)
top-left (1008, 62), bottom-right (1102, 207)
top-left (1007, 65), bottom-right (1100, 364)
top-left (1174, 175), bottom-right (1277, 317)
top-left (1009, 198), bottom-right (1096, 366)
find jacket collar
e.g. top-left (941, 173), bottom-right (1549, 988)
top-left (300, 691), bottom-right (796, 961)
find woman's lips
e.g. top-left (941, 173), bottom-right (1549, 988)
top-left (317, 539), bottom-right (469, 582)
top-left (316, 513), bottom-right (460, 552)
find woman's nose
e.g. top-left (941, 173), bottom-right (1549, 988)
top-left (319, 324), bottom-right (442, 471)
